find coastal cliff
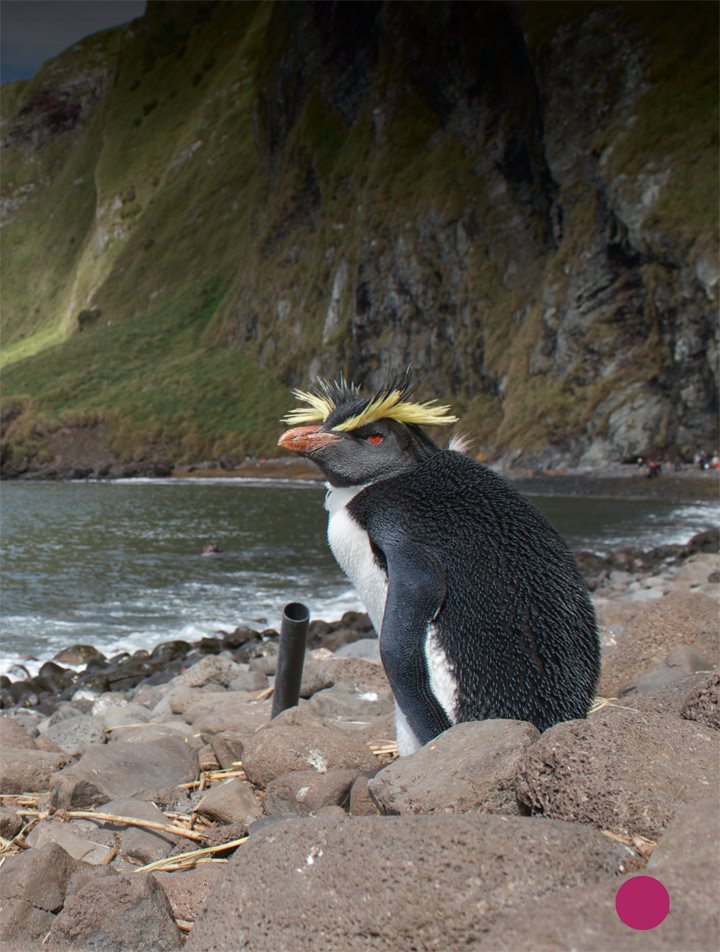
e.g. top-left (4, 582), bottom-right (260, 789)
top-left (1, 0), bottom-right (717, 476)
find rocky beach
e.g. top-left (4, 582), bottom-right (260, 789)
top-left (1, 517), bottom-right (719, 950)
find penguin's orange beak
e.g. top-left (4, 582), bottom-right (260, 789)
top-left (278, 425), bottom-right (343, 454)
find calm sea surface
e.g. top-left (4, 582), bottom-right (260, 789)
top-left (1, 479), bottom-right (717, 675)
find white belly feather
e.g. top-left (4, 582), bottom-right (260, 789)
top-left (324, 483), bottom-right (457, 756)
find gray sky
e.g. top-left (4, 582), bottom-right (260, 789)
top-left (1, 0), bottom-right (146, 83)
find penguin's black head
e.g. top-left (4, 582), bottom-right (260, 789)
top-left (278, 374), bottom-right (458, 487)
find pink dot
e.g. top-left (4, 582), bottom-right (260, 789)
top-left (616, 876), bottom-right (670, 930)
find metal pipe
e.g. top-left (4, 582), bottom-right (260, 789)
top-left (271, 601), bottom-right (310, 718)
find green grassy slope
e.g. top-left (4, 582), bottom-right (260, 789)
top-left (1, 0), bottom-right (717, 471)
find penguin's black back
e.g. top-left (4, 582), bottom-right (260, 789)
top-left (349, 450), bottom-right (600, 731)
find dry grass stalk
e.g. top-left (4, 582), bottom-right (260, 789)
top-left (601, 829), bottom-right (657, 858)
top-left (254, 686), bottom-right (274, 700)
top-left (176, 920), bottom-right (194, 934)
top-left (369, 739), bottom-right (398, 758)
top-left (135, 837), bottom-right (248, 873)
top-left (103, 721), bottom-right (163, 733)
top-left (150, 857), bottom-right (229, 873)
top-left (178, 768), bottom-right (247, 790)
top-left (57, 811), bottom-right (207, 843)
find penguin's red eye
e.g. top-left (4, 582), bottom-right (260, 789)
top-left (367, 434), bottom-right (384, 445)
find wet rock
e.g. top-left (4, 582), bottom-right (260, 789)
top-left (369, 720), bottom-right (540, 816)
top-left (154, 865), bottom-right (223, 924)
top-left (51, 735), bottom-right (198, 808)
top-left (241, 718), bottom-right (379, 789)
top-left (196, 779), bottom-right (263, 826)
top-left (263, 768), bottom-right (358, 815)
top-left (0, 748), bottom-right (73, 794)
top-left (185, 814), bottom-right (629, 952)
top-left (0, 843), bottom-right (86, 946)
top-left (221, 625), bottom-right (261, 649)
top-left (149, 640), bottom-right (192, 663)
top-left (600, 591), bottom-right (720, 694)
top-left (47, 866), bottom-right (183, 950)
top-left (515, 707), bottom-right (719, 838)
top-left (46, 713), bottom-right (107, 755)
top-left (681, 671), bottom-right (720, 729)
top-left (53, 644), bottom-right (106, 665)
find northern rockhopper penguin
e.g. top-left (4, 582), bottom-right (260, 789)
top-left (278, 374), bottom-right (600, 755)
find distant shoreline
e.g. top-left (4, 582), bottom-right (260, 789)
top-left (172, 457), bottom-right (720, 503)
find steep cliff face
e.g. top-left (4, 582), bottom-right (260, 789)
top-left (1, 0), bottom-right (717, 475)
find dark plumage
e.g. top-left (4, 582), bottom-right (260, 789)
top-left (278, 375), bottom-right (600, 752)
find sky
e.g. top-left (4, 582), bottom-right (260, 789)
top-left (1, 0), bottom-right (146, 83)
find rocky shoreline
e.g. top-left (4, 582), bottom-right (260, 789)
top-left (0, 531), bottom-right (718, 950)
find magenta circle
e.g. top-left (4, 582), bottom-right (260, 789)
top-left (615, 876), bottom-right (670, 930)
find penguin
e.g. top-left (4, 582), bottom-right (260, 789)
top-left (278, 374), bottom-right (600, 755)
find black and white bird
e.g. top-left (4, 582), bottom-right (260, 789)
top-left (278, 374), bottom-right (600, 755)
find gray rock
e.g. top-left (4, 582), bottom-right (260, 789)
top-left (618, 644), bottom-right (713, 696)
top-left (515, 707), bottom-right (719, 837)
top-left (209, 730), bottom-right (245, 768)
top-left (25, 819), bottom-right (115, 865)
top-left (51, 735), bottom-right (198, 808)
top-left (348, 772), bottom-right (381, 816)
top-left (334, 637), bottom-right (381, 661)
top-left (0, 807), bottom-right (24, 840)
top-left (168, 654), bottom-right (245, 690)
top-left (600, 591), bottom-right (720, 695)
top-left (298, 657), bottom-right (335, 698)
top-left (369, 719), bottom-right (540, 816)
top-left (154, 865), bottom-right (223, 925)
top-left (241, 719), bottom-right (380, 789)
top-left (196, 779), bottom-right (263, 827)
top-left (681, 671), bottom-right (720, 729)
top-left (263, 768), bottom-right (358, 815)
top-left (0, 843), bottom-right (86, 947)
top-left (88, 798), bottom-right (182, 864)
top-left (228, 668), bottom-right (269, 692)
top-left (476, 863), bottom-right (719, 951)
top-left (47, 866), bottom-right (183, 950)
top-left (46, 713), bottom-right (107, 755)
top-left (308, 680), bottom-right (394, 721)
top-left (189, 695), bottom-right (272, 737)
top-left (186, 814), bottom-right (629, 951)
top-left (0, 748), bottom-right (73, 794)
top-left (0, 716), bottom-right (39, 749)
top-left (648, 794), bottom-right (720, 870)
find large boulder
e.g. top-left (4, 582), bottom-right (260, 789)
top-left (368, 720), bottom-right (539, 816)
top-left (0, 843), bottom-right (86, 947)
top-left (51, 735), bottom-right (198, 808)
top-left (186, 814), bottom-right (629, 951)
top-left (46, 867), bottom-right (183, 950)
top-left (515, 707), bottom-right (719, 838)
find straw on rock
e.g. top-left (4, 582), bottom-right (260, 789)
top-left (135, 837), bottom-right (248, 873)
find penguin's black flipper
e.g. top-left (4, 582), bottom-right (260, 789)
top-left (372, 528), bottom-right (452, 745)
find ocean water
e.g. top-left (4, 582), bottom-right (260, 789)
top-left (0, 479), bottom-right (717, 676)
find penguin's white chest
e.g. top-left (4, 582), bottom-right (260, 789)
top-left (325, 485), bottom-right (388, 634)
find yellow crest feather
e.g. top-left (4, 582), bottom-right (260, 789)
top-left (281, 389), bottom-right (334, 425)
top-left (281, 374), bottom-right (458, 431)
top-left (332, 392), bottom-right (458, 431)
